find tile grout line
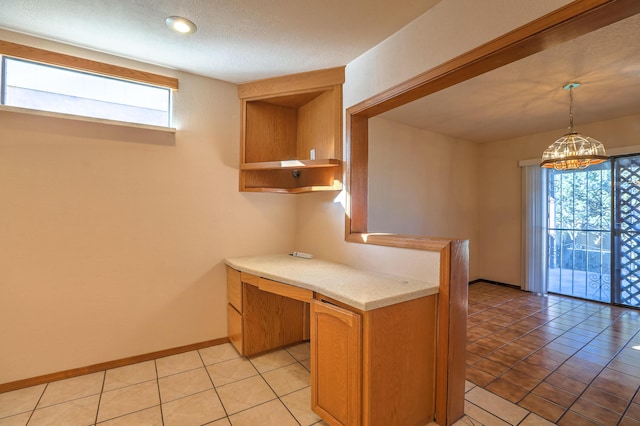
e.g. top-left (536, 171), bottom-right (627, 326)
top-left (613, 327), bottom-right (640, 426)
top-left (466, 399), bottom-right (522, 425)
top-left (196, 347), bottom-right (231, 423)
top-left (275, 357), bottom-right (311, 425)
top-left (153, 359), bottom-right (165, 426)
top-left (247, 349), bottom-right (301, 425)
top-left (92, 371), bottom-right (106, 425)
top-left (24, 382), bottom-right (47, 425)
top-left (247, 345), bottom-right (316, 425)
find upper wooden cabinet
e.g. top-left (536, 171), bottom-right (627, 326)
top-left (237, 66), bottom-right (345, 193)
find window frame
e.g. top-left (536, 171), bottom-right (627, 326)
top-left (0, 40), bottom-right (178, 130)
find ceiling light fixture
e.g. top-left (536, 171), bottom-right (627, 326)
top-left (166, 16), bottom-right (197, 34)
top-left (540, 82), bottom-right (607, 170)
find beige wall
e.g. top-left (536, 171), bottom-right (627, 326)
top-left (368, 118), bottom-right (481, 279)
top-left (296, 0), bottom-right (570, 279)
top-left (0, 0), bottom-right (580, 384)
top-left (478, 113), bottom-right (640, 286)
top-left (0, 31), bottom-right (297, 384)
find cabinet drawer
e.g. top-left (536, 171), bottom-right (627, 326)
top-left (227, 304), bottom-right (243, 355)
top-left (258, 278), bottom-right (313, 302)
top-left (227, 266), bottom-right (242, 312)
top-left (240, 272), bottom-right (260, 286)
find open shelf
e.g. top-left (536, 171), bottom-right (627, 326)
top-left (237, 67), bottom-right (344, 193)
top-left (241, 182), bottom-right (343, 194)
top-left (240, 159), bottom-right (340, 171)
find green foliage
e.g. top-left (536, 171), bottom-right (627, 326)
top-left (549, 164), bottom-right (611, 232)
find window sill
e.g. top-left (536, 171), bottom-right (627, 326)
top-left (0, 105), bottom-right (177, 133)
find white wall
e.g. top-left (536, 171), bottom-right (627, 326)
top-left (296, 0), bottom-right (571, 281)
top-left (0, 30), bottom-right (297, 384)
top-left (368, 118), bottom-right (480, 278)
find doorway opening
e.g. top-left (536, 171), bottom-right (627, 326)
top-left (547, 155), bottom-right (640, 308)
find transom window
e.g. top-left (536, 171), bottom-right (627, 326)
top-left (1, 56), bottom-right (172, 127)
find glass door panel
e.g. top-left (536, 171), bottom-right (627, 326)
top-left (547, 162), bottom-right (612, 302)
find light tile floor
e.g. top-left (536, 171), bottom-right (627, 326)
top-left (2, 283), bottom-right (639, 425)
top-left (0, 342), bottom-right (327, 426)
top-left (1, 341), bottom-right (547, 426)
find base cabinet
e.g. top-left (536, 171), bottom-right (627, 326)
top-left (311, 294), bottom-right (438, 426)
top-left (227, 266), bottom-right (439, 426)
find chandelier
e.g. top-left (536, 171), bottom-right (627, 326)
top-left (540, 83), bottom-right (607, 170)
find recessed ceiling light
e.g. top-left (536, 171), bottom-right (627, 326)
top-left (166, 16), bottom-right (197, 34)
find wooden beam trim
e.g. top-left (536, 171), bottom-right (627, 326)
top-left (238, 66), bottom-right (345, 99)
top-left (446, 240), bottom-right (469, 424)
top-left (346, 0), bottom-right (637, 118)
top-left (346, 114), bottom-right (369, 234)
top-left (345, 0), bottom-right (640, 251)
top-left (0, 40), bottom-right (179, 89)
top-left (345, 233), bottom-right (451, 252)
top-left (0, 338), bottom-right (228, 394)
top-left (432, 240), bottom-right (468, 426)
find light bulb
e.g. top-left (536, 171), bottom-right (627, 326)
top-left (166, 16), bottom-right (197, 34)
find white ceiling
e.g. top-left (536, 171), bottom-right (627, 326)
top-left (0, 1), bottom-right (638, 143)
top-left (379, 13), bottom-right (640, 143)
top-left (0, 0), bottom-right (439, 84)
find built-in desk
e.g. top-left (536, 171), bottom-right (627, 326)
top-left (224, 254), bottom-right (465, 426)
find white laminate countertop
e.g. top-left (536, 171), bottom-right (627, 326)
top-left (224, 254), bottom-right (439, 311)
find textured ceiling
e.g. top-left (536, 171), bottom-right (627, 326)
top-left (0, 1), bottom-right (637, 143)
top-left (0, 0), bottom-right (439, 84)
top-left (379, 13), bottom-right (640, 143)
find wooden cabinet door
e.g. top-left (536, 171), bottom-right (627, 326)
top-left (311, 299), bottom-right (362, 426)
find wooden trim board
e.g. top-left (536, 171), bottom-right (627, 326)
top-left (0, 338), bottom-right (228, 394)
top-left (434, 241), bottom-right (469, 425)
top-left (238, 66), bottom-right (345, 99)
top-left (0, 40), bottom-right (179, 89)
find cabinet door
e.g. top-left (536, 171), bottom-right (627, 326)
top-left (311, 299), bottom-right (362, 426)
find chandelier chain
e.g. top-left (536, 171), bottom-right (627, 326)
top-left (568, 85), bottom-right (575, 133)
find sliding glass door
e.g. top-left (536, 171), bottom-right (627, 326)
top-left (547, 162), bottom-right (612, 303)
top-left (546, 155), bottom-right (640, 308)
